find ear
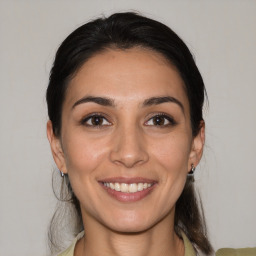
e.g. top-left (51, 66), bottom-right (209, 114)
top-left (47, 120), bottom-right (67, 174)
top-left (188, 121), bottom-right (205, 171)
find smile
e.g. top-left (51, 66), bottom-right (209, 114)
top-left (103, 182), bottom-right (153, 193)
top-left (99, 178), bottom-right (157, 202)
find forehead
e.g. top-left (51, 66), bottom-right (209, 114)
top-left (64, 47), bottom-right (189, 111)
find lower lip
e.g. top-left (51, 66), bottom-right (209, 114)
top-left (100, 183), bottom-right (156, 202)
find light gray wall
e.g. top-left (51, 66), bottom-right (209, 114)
top-left (0, 1), bottom-right (255, 255)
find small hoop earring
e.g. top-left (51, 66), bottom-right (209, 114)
top-left (59, 170), bottom-right (65, 177)
top-left (188, 164), bottom-right (196, 182)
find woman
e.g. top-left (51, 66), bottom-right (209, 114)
top-left (46, 12), bottom-right (212, 256)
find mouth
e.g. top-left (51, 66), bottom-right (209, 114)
top-left (103, 182), bottom-right (153, 193)
top-left (99, 177), bottom-right (157, 202)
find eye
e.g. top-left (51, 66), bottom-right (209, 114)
top-left (145, 114), bottom-right (176, 127)
top-left (81, 114), bottom-right (111, 127)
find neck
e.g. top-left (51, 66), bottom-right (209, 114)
top-left (75, 212), bottom-right (184, 256)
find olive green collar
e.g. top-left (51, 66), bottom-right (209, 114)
top-left (58, 231), bottom-right (197, 256)
top-left (181, 231), bottom-right (197, 256)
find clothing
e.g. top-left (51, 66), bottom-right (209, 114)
top-left (57, 232), bottom-right (256, 256)
top-left (57, 231), bottom-right (196, 256)
top-left (57, 232), bottom-right (84, 256)
top-left (216, 247), bottom-right (256, 256)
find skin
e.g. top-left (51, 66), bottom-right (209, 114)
top-left (47, 48), bottom-right (205, 256)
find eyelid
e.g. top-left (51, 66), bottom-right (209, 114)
top-left (144, 112), bottom-right (177, 126)
top-left (79, 112), bottom-right (176, 127)
top-left (80, 112), bottom-right (112, 127)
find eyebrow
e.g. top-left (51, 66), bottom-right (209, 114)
top-left (143, 96), bottom-right (184, 113)
top-left (72, 95), bottom-right (184, 113)
top-left (72, 96), bottom-right (115, 109)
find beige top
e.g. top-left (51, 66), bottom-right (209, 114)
top-left (57, 231), bottom-right (256, 256)
top-left (216, 247), bottom-right (256, 256)
top-left (57, 231), bottom-right (196, 256)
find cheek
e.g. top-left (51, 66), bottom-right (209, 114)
top-left (150, 133), bottom-right (192, 173)
top-left (61, 133), bottom-right (110, 211)
top-left (62, 131), bottom-right (109, 176)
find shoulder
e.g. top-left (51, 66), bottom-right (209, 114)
top-left (216, 247), bottom-right (256, 256)
top-left (180, 231), bottom-right (197, 256)
top-left (57, 231), bottom-right (84, 256)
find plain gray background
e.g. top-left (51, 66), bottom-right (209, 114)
top-left (0, 1), bottom-right (255, 255)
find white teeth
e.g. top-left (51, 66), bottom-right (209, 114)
top-left (114, 183), bottom-right (121, 191)
top-left (120, 183), bottom-right (129, 192)
top-left (137, 183), bottom-right (143, 191)
top-left (103, 182), bottom-right (153, 193)
top-left (128, 183), bottom-right (138, 193)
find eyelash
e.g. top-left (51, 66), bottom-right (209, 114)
top-left (145, 113), bottom-right (177, 127)
top-left (80, 113), bottom-right (176, 128)
top-left (80, 113), bottom-right (111, 127)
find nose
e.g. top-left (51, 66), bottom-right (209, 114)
top-left (109, 124), bottom-right (149, 168)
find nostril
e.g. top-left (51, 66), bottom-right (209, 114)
top-left (109, 147), bottom-right (149, 168)
top-left (109, 128), bottom-right (149, 167)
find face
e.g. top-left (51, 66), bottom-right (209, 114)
top-left (47, 48), bottom-right (204, 233)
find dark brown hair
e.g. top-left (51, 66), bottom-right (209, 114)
top-left (47, 12), bottom-right (213, 255)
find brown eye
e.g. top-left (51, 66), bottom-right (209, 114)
top-left (152, 116), bottom-right (165, 126)
top-left (91, 116), bottom-right (104, 126)
top-left (145, 114), bottom-right (176, 127)
top-left (82, 114), bottom-right (111, 127)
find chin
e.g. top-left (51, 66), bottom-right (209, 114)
top-left (109, 221), bottom-right (152, 234)
top-left (102, 211), bottom-right (158, 234)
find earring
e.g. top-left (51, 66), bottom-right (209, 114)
top-left (59, 170), bottom-right (65, 177)
top-left (188, 164), bottom-right (196, 182)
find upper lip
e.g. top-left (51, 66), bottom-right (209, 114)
top-left (98, 177), bottom-right (157, 184)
